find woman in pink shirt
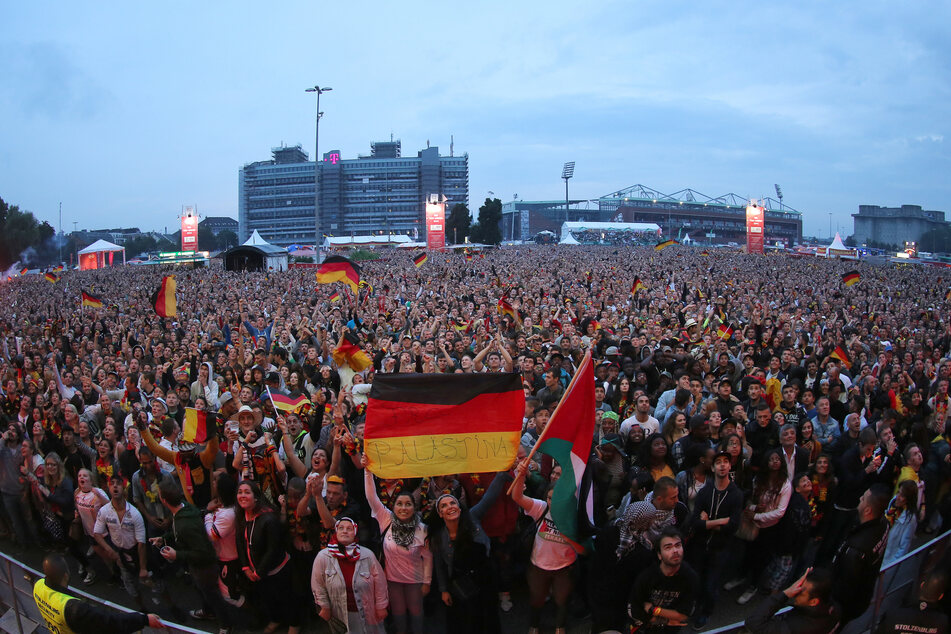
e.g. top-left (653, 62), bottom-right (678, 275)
top-left (204, 472), bottom-right (245, 609)
top-left (363, 456), bottom-right (432, 634)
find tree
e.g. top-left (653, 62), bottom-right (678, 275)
top-left (216, 229), bottom-right (239, 250)
top-left (0, 198), bottom-right (40, 268)
top-left (197, 226), bottom-right (217, 252)
top-left (445, 203), bottom-right (471, 244)
top-left (123, 235), bottom-right (158, 258)
top-left (472, 197), bottom-right (502, 245)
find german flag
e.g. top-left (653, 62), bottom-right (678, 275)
top-left (655, 239), bottom-right (678, 252)
top-left (332, 332), bottom-right (372, 372)
top-left (631, 277), bottom-right (646, 294)
top-left (329, 291), bottom-right (341, 303)
top-left (364, 373), bottom-right (524, 478)
top-left (453, 317), bottom-right (471, 333)
top-left (182, 407), bottom-right (210, 444)
top-left (52, 265), bottom-right (64, 272)
top-left (81, 291), bottom-right (103, 309)
top-left (19, 267), bottom-right (28, 276)
top-left (151, 275), bottom-right (177, 318)
top-left (716, 323), bottom-right (734, 339)
top-left (700, 250), bottom-right (710, 256)
top-left (316, 256), bottom-right (361, 294)
top-left (829, 345), bottom-right (852, 370)
top-left (464, 250), bottom-right (473, 262)
top-left (842, 271), bottom-right (860, 287)
top-left (413, 252), bottom-right (428, 268)
top-left (479, 252), bottom-right (485, 259)
top-left (498, 298), bottom-right (517, 320)
top-left (44, 272), bottom-right (59, 283)
top-left (266, 387), bottom-right (310, 413)
top-left (945, 289), bottom-right (951, 301)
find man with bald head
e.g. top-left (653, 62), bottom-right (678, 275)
top-left (33, 552), bottom-right (162, 633)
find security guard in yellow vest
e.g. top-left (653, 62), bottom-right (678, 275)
top-left (33, 553), bottom-right (162, 634)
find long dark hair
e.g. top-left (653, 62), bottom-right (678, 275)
top-left (753, 448), bottom-right (788, 503)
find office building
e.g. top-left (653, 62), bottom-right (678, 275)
top-left (851, 204), bottom-right (948, 247)
top-left (199, 216), bottom-right (238, 236)
top-left (238, 141), bottom-right (469, 245)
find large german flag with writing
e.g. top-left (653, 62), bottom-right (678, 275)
top-left (364, 373), bottom-right (524, 478)
top-left (317, 255), bottom-right (360, 293)
top-left (81, 291), bottom-right (103, 309)
top-left (151, 275), bottom-right (177, 318)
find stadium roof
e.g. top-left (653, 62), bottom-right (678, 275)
top-left (600, 184), bottom-right (800, 215)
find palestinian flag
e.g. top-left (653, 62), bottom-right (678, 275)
top-left (182, 407), bottom-right (210, 444)
top-left (317, 256), bottom-right (361, 294)
top-left (655, 239), bottom-right (678, 252)
top-left (329, 291), bottom-right (341, 303)
top-left (829, 345), bottom-right (852, 370)
top-left (631, 277), bottom-right (646, 294)
top-left (151, 275), bottom-right (177, 318)
top-left (364, 372), bottom-right (524, 478)
top-left (266, 387), bottom-right (309, 413)
top-left (535, 351), bottom-right (596, 545)
top-left (842, 270), bottom-right (861, 287)
top-left (498, 298), bottom-right (517, 320)
top-left (716, 323), bottom-right (734, 339)
top-left (413, 252), bottom-right (428, 268)
top-left (44, 272), bottom-right (59, 283)
top-left (81, 291), bottom-right (103, 309)
top-left (332, 332), bottom-right (372, 372)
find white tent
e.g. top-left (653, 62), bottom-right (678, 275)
top-left (818, 232), bottom-right (858, 259)
top-left (78, 239), bottom-right (125, 270)
top-left (559, 233), bottom-right (581, 245)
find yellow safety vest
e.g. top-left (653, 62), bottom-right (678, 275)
top-left (32, 578), bottom-right (77, 634)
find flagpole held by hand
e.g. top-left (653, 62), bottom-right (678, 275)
top-left (507, 350), bottom-right (592, 495)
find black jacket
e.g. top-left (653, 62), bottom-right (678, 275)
top-left (832, 517), bottom-right (888, 619)
top-left (744, 591), bottom-right (840, 634)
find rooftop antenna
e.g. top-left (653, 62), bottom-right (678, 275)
top-left (450, 134), bottom-right (454, 157)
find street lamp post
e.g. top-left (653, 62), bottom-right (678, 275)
top-left (305, 85), bottom-right (332, 256)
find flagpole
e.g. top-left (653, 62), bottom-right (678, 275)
top-left (508, 350), bottom-right (592, 495)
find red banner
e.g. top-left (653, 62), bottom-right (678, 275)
top-left (182, 215), bottom-right (198, 252)
top-left (425, 202), bottom-right (445, 251)
top-left (746, 204), bottom-right (764, 254)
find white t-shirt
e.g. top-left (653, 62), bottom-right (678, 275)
top-left (527, 498), bottom-right (576, 571)
top-left (94, 501), bottom-right (146, 550)
top-left (75, 488), bottom-right (109, 536)
top-left (620, 414), bottom-right (659, 439)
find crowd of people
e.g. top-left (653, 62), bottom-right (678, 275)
top-left (1, 244), bottom-right (950, 634)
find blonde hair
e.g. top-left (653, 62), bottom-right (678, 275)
top-left (43, 452), bottom-right (65, 488)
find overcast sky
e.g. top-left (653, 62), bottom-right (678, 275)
top-left (1, 1), bottom-right (948, 238)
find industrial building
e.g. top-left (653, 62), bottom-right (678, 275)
top-left (851, 204), bottom-right (948, 247)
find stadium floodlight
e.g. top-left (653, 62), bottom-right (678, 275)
top-left (562, 162), bottom-right (575, 222)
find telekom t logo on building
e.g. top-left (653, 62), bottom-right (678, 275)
top-left (324, 152), bottom-right (340, 164)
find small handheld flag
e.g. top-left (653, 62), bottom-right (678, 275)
top-left (81, 291), bottom-right (104, 309)
top-left (151, 275), bottom-right (177, 318)
top-left (329, 291), bottom-right (341, 303)
top-left (829, 345), bottom-right (852, 370)
top-left (413, 252), bottom-right (428, 268)
top-left (631, 277), bottom-right (646, 294)
top-left (655, 239), bottom-right (678, 252)
top-left (266, 386), bottom-right (310, 413)
top-left (498, 298), bottom-right (518, 321)
top-left (332, 332), bottom-right (373, 372)
top-left (716, 323), bottom-right (734, 339)
top-left (842, 271), bottom-right (860, 287)
top-left (44, 272), bottom-right (59, 283)
top-left (182, 408), bottom-right (210, 444)
top-left (317, 256), bottom-right (361, 294)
